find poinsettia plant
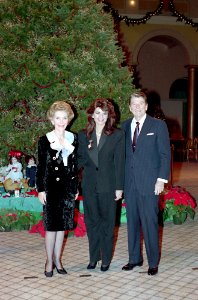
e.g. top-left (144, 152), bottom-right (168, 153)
top-left (159, 186), bottom-right (197, 224)
top-left (29, 208), bottom-right (86, 238)
top-left (0, 209), bottom-right (41, 231)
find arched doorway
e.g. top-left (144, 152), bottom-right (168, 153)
top-left (132, 30), bottom-right (195, 139)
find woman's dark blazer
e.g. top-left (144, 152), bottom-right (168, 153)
top-left (78, 128), bottom-right (125, 195)
top-left (36, 135), bottom-right (78, 195)
top-left (36, 134), bottom-right (78, 231)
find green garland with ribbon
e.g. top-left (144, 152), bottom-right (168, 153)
top-left (103, 0), bottom-right (198, 31)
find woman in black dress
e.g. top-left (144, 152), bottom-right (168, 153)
top-left (36, 101), bottom-right (78, 277)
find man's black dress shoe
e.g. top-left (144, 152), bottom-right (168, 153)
top-left (148, 267), bottom-right (158, 276)
top-left (87, 262), bottom-right (97, 270)
top-left (122, 261), bottom-right (143, 271)
top-left (101, 264), bottom-right (110, 272)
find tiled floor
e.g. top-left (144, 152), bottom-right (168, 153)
top-left (1, 162), bottom-right (198, 300)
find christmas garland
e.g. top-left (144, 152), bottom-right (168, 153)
top-left (103, 0), bottom-right (198, 31)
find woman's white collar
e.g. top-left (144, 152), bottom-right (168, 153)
top-left (46, 130), bottom-right (74, 166)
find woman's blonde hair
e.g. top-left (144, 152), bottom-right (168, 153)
top-left (47, 101), bottom-right (74, 122)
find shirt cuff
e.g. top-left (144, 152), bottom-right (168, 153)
top-left (157, 178), bottom-right (168, 183)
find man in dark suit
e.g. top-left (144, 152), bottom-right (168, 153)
top-left (122, 91), bottom-right (171, 275)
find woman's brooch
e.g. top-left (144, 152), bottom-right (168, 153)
top-left (88, 140), bottom-right (93, 150)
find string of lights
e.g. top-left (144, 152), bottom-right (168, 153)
top-left (102, 0), bottom-right (198, 31)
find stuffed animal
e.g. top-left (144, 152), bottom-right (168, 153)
top-left (3, 178), bottom-right (30, 195)
top-left (21, 178), bottom-right (29, 193)
top-left (3, 178), bottom-right (21, 192)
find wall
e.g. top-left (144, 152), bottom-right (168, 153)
top-left (137, 40), bottom-right (188, 101)
top-left (120, 23), bottom-right (198, 65)
top-left (120, 22), bottom-right (198, 137)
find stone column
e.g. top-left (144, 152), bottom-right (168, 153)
top-left (185, 65), bottom-right (198, 139)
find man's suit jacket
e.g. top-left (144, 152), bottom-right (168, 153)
top-left (122, 115), bottom-right (171, 197)
top-left (78, 129), bottom-right (125, 194)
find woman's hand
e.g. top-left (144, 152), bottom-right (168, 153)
top-left (115, 190), bottom-right (123, 201)
top-left (38, 191), bottom-right (46, 205)
top-left (75, 191), bottom-right (79, 200)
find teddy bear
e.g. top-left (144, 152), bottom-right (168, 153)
top-left (3, 178), bottom-right (21, 195)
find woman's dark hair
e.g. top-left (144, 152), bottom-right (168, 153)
top-left (84, 98), bottom-right (116, 138)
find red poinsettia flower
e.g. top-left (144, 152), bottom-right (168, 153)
top-left (5, 213), bottom-right (17, 220)
top-left (73, 208), bottom-right (86, 237)
top-left (159, 185), bottom-right (197, 224)
top-left (29, 219), bottom-right (45, 237)
top-left (163, 186), bottom-right (196, 209)
top-left (29, 208), bottom-right (87, 238)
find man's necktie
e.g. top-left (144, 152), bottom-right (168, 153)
top-left (132, 122), bottom-right (140, 151)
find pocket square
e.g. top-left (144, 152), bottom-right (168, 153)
top-left (147, 133), bottom-right (154, 135)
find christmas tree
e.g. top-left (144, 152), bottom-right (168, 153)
top-left (0, 0), bottom-right (135, 165)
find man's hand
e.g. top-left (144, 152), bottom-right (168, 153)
top-left (154, 180), bottom-right (164, 195)
top-left (115, 190), bottom-right (123, 201)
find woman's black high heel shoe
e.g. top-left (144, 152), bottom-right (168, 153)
top-left (44, 270), bottom-right (53, 277)
top-left (44, 263), bottom-right (53, 277)
top-left (53, 263), bottom-right (67, 275)
top-left (87, 262), bottom-right (97, 270)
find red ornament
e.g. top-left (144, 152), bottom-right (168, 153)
top-left (8, 150), bottom-right (24, 157)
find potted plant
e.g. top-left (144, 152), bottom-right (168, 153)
top-left (0, 209), bottom-right (41, 231)
top-left (159, 186), bottom-right (197, 225)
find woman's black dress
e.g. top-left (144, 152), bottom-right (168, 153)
top-left (36, 134), bottom-right (78, 231)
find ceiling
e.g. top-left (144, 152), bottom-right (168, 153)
top-left (107, 0), bottom-right (198, 19)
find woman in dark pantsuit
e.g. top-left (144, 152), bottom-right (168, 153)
top-left (78, 98), bottom-right (125, 272)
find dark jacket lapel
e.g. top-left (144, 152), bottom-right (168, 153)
top-left (87, 131), bottom-right (108, 166)
top-left (98, 133), bottom-right (107, 152)
top-left (87, 132), bottom-right (98, 167)
top-left (125, 118), bottom-right (133, 153)
top-left (135, 115), bottom-right (152, 150)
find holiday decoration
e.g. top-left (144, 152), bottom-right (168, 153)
top-left (25, 156), bottom-right (37, 189)
top-left (3, 178), bottom-right (21, 194)
top-left (159, 186), bottom-right (197, 224)
top-left (103, 0), bottom-right (198, 30)
top-left (0, 209), bottom-right (41, 232)
top-left (5, 156), bottom-right (23, 183)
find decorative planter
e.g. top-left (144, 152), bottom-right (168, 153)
top-left (173, 212), bottom-right (187, 225)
